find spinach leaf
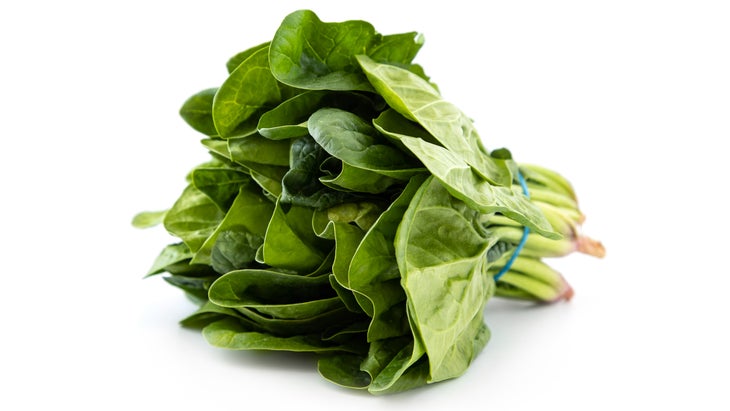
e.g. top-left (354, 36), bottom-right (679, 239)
top-left (280, 136), bottom-right (354, 209)
top-left (395, 176), bottom-right (495, 382)
top-left (179, 300), bottom-right (243, 329)
top-left (320, 159), bottom-right (402, 194)
top-left (163, 184), bottom-right (226, 254)
top-left (210, 230), bottom-right (263, 274)
top-left (328, 221), bottom-right (368, 312)
top-left (180, 88), bottom-right (219, 136)
top-left (269, 10), bottom-right (422, 91)
top-left (358, 55), bottom-right (511, 186)
top-left (163, 274), bottom-right (218, 305)
top-left (308, 107), bottom-right (425, 179)
top-left (258, 90), bottom-right (381, 140)
top-left (348, 175), bottom-right (426, 341)
top-left (227, 134), bottom-right (292, 167)
top-left (324, 202), bottom-right (383, 232)
top-left (191, 183), bottom-right (274, 266)
top-left (204, 318), bottom-right (361, 353)
top-left (364, 337), bottom-right (426, 394)
top-left (225, 41), bottom-right (270, 74)
top-left (131, 210), bottom-right (167, 229)
top-left (317, 354), bottom-right (371, 390)
top-left (209, 269), bottom-right (334, 306)
top-left (191, 166), bottom-right (250, 211)
top-left (373, 107), bottom-right (441, 149)
top-left (145, 242), bottom-right (216, 278)
top-left (209, 269), bottom-right (342, 319)
top-left (213, 46), bottom-right (297, 138)
top-left (397, 135), bottom-right (558, 239)
top-left (318, 334), bottom-right (430, 395)
top-left (201, 138), bottom-right (232, 161)
top-left (262, 199), bottom-right (332, 272)
top-left (228, 305), bottom-right (363, 337)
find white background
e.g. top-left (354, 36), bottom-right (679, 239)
top-left (2, 1), bottom-right (729, 410)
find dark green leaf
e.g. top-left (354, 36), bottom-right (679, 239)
top-left (269, 10), bottom-right (422, 91)
top-left (180, 300), bottom-right (244, 329)
top-left (191, 167), bottom-right (250, 211)
top-left (308, 108), bottom-right (425, 179)
top-left (232, 306), bottom-right (362, 337)
top-left (163, 274), bottom-right (218, 303)
top-left (258, 90), bottom-right (380, 140)
top-left (349, 175), bottom-right (426, 341)
top-left (209, 269), bottom-right (335, 307)
top-left (213, 46), bottom-right (293, 138)
top-left (145, 242), bottom-right (216, 277)
top-left (203, 318), bottom-right (355, 353)
top-left (192, 184), bottom-right (274, 266)
top-left (210, 230), bottom-right (263, 274)
top-left (180, 88), bottom-right (219, 136)
top-left (280, 136), bottom-right (354, 209)
top-left (163, 185), bottom-right (225, 254)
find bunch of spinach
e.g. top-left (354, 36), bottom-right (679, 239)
top-left (133, 9), bottom-right (604, 394)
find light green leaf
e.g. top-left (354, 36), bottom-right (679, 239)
top-left (227, 134), bottom-right (292, 167)
top-left (358, 55), bottom-right (511, 186)
top-left (395, 176), bottom-right (495, 382)
top-left (262, 200), bottom-right (332, 272)
top-left (132, 210), bottom-right (167, 228)
top-left (397, 135), bottom-right (558, 239)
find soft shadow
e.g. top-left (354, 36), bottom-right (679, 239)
top-left (213, 347), bottom-right (319, 373)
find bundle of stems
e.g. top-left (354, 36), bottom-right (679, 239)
top-left (487, 164), bottom-right (605, 302)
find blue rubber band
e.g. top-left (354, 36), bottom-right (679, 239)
top-left (494, 171), bottom-right (530, 281)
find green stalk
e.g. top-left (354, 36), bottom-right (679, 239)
top-left (486, 203), bottom-right (579, 239)
top-left (526, 185), bottom-right (579, 211)
top-left (533, 200), bottom-right (583, 225)
top-left (501, 256), bottom-right (564, 288)
top-left (490, 256), bottom-right (573, 302)
top-left (492, 225), bottom-right (605, 259)
top-left (495, 271), bottom-right (572, 302)
top-left (493, 286), bottom-right (536, 301)
top-left (519, 163), bottom-right (576, 200)
top-left (492, 226), bottom-right (576, 258)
